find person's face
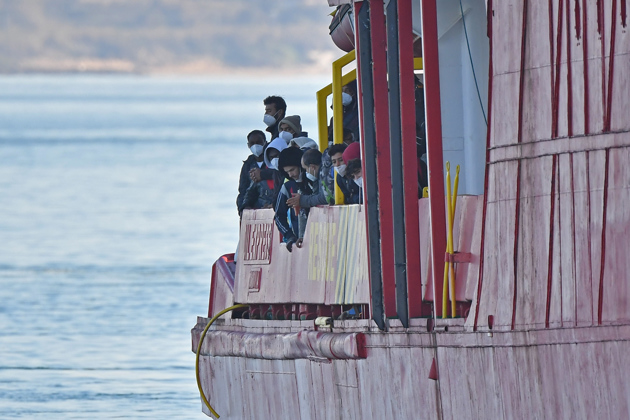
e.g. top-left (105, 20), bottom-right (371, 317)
top-left (264, 104), bottom-right (277, 116)
top-left (352, 170), bottom-right (362, 180)
top-left (284, 165), bottom-right (301, 180)
top-left (267, 148), bottom-right (280, 160)
top-left (279, 123), bottom-right (296, 135)
top-left (330, 153), bottom-right (344, 167)
top-left (301, 159), bottom-right (318, 176)
top-left (247, 134), bottom-right (265, 148)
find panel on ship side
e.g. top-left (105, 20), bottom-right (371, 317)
top-left (601, 147), bottom-right (630, 323)
top-left (570, 151), bottom-right (595, 326)
top-left (476, 161), bottom-right (519, 330)
top-left (567, 0), bottom-right (586, 136)
top-left (583, 0), bottom-right (606, 134)
top-left (609, 2), bottom-right (630, 132)
top-left (519, 0), bottom-right (553, 144)
top-left (514, 155), bottom-right (554, 328)
top-left (588, 149), bottom-right (607, 324)
top-left (557, 153), bottom-right (577, 326)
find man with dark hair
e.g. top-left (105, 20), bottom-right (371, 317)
top-left (274, 147), bottom-right (311, 252)
top-left (286, 148), bottom-right (327, 210)
top-left (237, 130), bottom-right (267, 215)
top-left (328, 143), bottom-right (359, 205)
top-left (263, 95), bottom-right (287, 140)
top-left (345, 158), bottom-right (363, 204)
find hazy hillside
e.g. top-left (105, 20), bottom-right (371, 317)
top-left (0, 0), bottom-right (341, 74)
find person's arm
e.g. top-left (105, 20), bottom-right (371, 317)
top-left (273, 184), bottom-right (298, 245)
top-left (237, 160), bottom-right (252, 210)
top-left (298, 183), bottom-right (328, 208)
top-left (239, 181), bottom-right (259, 214)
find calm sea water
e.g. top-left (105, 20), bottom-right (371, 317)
top-left (0, 75), bottom-right (325, 419)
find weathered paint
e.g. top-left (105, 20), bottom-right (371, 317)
top-left (193, 319), bottom-right (630, 420)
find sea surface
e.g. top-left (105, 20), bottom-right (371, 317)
top-left (0, 75), bottom-right (325, 419)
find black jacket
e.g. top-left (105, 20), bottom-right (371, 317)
top-left (237, 155), bottom-right (262, 213)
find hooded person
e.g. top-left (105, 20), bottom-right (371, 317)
top-left (289, 137), bottom-right (319, 150)
top-left (337, 142), bottom-right (362, 204)
top-left (274, 147), bottom-right (311, 251)
top-left (263, 137), bottom-right (288, 171)
top-left (278, 115), bottom-right (306, 144)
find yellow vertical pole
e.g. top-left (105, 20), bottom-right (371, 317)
top-left (442, 162), bottom-right (452, 318)
top-left (331, 50), bottom-right (355, 205)
top-left (316, 86), bottom-right (332, 152)
top-left (449, 165), bottom-right (460, 318)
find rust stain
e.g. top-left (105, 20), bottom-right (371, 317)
top-left (553, 0), bottom-right (565, 138)
top-left (582, 0), bottom-right (590, 134)
top-left (598, 149), bottom-right (610, 325)
top-left (570, 153), bottom-right (578, 325)
top-left (605, 0), bottom-right (617, 132)
top-left (575, 0), bottom-right (582, 39)
top-left (546, 155), bottom-right (558, 328)
top-left (566, 0), bottom-right (574, 137)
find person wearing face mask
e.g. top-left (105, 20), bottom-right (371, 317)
top-left (263, 95), bottom-right (287, 140)
top-left (326, 80), bottom-right (360, 145)
top-left (336, 142), bottom-right (362, 204)
top-left (345, 157), bottom-right (364, 204)
top-left (277, 115), bottom-right (306, 144)
top-left (237, 130), bottom-right (267, 215)
top-left (286, 149), bottom-right (328, 212)
top-left (274, 147), bottom-right (311, 252)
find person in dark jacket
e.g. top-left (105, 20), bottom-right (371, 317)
top-left (345, 157), bottom-right (363, 204)
top-left (263, 95), bottom-right (287, 140)
top-left (237, 130), bottom-right (267, 214)
top-left (274, 147), bottom-right (311, 252)
top-left (337, 142), bottom-right (362, 204)
top-left (327, 80), bottom-right (360, 146)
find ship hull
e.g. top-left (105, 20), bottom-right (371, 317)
top-left (192, 317), bottom-right (630, 419)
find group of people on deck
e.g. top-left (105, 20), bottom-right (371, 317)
top-left (236, 84), bottom-right (363, 252)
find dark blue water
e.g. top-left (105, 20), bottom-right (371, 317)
top-left (0, 75), bottom-right (324, 418)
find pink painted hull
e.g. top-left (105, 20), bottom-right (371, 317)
top-left (192, 318), bottom-right (630, 419)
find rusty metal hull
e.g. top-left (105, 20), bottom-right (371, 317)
top-left (192, 318), bottom-right (630, 419)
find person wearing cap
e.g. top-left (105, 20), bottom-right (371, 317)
top-left (278, 115), bottom-right (305, 144)
top-left (274, 147), bottom-right (311, 252)
top-left (263, 96), bottom-right (287, 140)
top-left (237, 130), bottom-right (267, 215)
top-left (339, 142), bottom-right (362, 204)
top-left (345, 158), bottom-right (363, 204)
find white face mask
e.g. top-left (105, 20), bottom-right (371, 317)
top-left (250, 144), bottom-right (264, 157)
top-left (306, 172), bottom-right (317, 182)
top-left (354, 177), bottom-right (363, 188)
top-left (270, 157), bottom-right (279, 170)
top-left (334, 164), bottom-right (347, 177)
top-left (263, 113), bottom-right (277, 127)
top-left (342, 92), bottom-right (353, 106)
top-left (279, 131), bottom-right (293, 142)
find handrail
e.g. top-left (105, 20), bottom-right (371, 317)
top-left (316, 53), bottom-right (424, 204)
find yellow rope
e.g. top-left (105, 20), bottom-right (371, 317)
top-left (195, 304), bottom-right (248, 418)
